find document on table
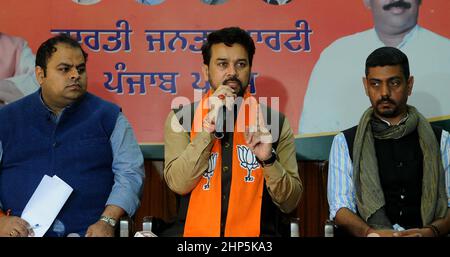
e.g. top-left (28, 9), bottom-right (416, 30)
top-left (21, 175), bottom-right (73, 237)
top-left (134, 231), bottom-right (158, 237)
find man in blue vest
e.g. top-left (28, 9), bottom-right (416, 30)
top-left (0, 34), bottom-right (145, 237)
top-left (327, 46), bottom-right (450, 237)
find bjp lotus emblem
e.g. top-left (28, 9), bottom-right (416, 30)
top-left (237, 145), bottom-right (259, 182)
top-left (203, 152), bottom-right (218, 190)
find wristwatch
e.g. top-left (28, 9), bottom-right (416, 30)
top-left (256, 149), bottom-right (277, 167)
top-left (100, 215), bottom-right (117, 227)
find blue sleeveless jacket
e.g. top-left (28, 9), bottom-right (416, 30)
top-left (0, 90), bottom-right (120, 236)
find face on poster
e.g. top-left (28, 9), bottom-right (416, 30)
top-left (1, 0), bottom-right (449, 143)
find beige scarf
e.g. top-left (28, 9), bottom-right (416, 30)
top-left (352, 105), bottom-right (447, 228)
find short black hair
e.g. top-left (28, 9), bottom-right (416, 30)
top-left (36, 34), bottom-right (88, 76)
top-left (365, 46), bottom-right (410, 80)
top-left (201, 27), bottom-right (255, 66)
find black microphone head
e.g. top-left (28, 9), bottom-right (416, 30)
top-left (214, 132), bottom-right (224, 139)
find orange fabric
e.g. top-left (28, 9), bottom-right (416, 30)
top-left (184, 90), bottom-right (264, 237)
top-left (0, 209), bottom-right (10, 217)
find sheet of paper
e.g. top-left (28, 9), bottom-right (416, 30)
top-left (134, 231), bottom-right (158, 237)
top-left (21, 175), bottom-right (73, 237)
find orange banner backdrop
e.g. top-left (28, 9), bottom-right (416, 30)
top-left (1, 0), bottom-right (449, 149)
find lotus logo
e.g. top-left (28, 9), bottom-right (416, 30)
top-left (237, 145), bottom-right (259, 182)
top-left (203, 152), bottom-right (218, 190)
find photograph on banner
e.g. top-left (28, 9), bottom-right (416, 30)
top-left (136, 0), bottom-right (165, 5)
top-left (299, 0), bottom-right (450, 137)
top-left (201, 0), bottom-right (228, 5)
top-left (262, 0), bottom-right (292, 5)
top-left (72, 0), bottom-right (102, 5)
top-left (0, 32), bottom-right (39, 106)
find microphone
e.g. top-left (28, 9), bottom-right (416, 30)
top-left (214, 106), bottom-right (226, 139)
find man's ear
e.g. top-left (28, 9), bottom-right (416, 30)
top-left (363, 77), bottom-right (369, 96)
top-left (35, 66), bottom-right (45, 86)
top-left (201, 64), bottom-right (209, 82)
top-left (407, 76), bottom-right (414, 96)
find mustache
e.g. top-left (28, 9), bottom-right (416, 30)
top-left (383, 0), bottom-right (411, 11)
top-left (376, 96), bottom-right (396, 106)
top-left (223, 77), bottom-right (242, 87)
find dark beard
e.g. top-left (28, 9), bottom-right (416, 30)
top-left (376, 107), bottom-right (398, 118)
top-left (375, 97), bottom-right (399, 118)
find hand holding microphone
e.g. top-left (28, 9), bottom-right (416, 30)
top-left (203, 86), bottom-right (236, 138)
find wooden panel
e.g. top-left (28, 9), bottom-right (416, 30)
top-left (133, 160), bottom-right (177, 232)
top-left (295, 161), bottom-right (329, 237)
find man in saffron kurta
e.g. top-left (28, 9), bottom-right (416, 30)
top-left (164, 27), bottom-right (302, 237)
